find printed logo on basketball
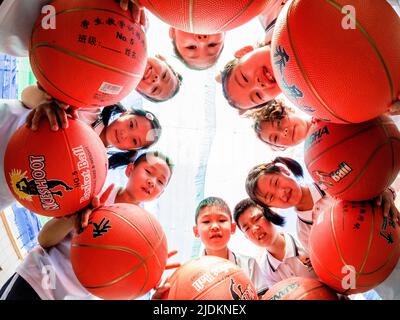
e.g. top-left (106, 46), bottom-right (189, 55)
top-left (191, 264), bottom-right (236, 292)
top-left (305, 125), bottom-right (329, 149)
top-left (273, 45), bottom-right (304, 100)
top-left (266, 282), bottom-right (300, 300)
top-left (380, 215), bottom-right (396, 245)
top-left (72, 145), bottom-right (93, 204)
top-left (9, 155), bottom-right (73, 211)
top-left (313, 162), bottom-right (352, 190)
top-left (229, 278), bottom-right (256, 300)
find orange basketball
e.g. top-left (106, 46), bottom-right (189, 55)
top-left (139, 0), bottom-right (268, 34)
top-left (262, 277), bottom-right (338, 300)
top-left (30, 0), bottom-right (147, 108)
top-left (271, 0), bottom-right (400, 123)
top-left (309, 200), bottom-right (400, 294)
top-left (304, 115), bottom-right (400, 201)
top-left (164, 256), bottom-right (258, 300)
top-left (71, 203), bottom-right (168, 300)
top-left (4, 119), bottom-right (108, 217)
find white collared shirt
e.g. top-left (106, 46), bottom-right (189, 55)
top-left (259, 232), bottom-right (317, 288)
top-left (202, 248), bottom-right (269, 295)
top-left (295, 183), bottom-right (334, 253)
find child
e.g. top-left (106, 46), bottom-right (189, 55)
top-left (216, 43), bottom-right (281, 113)
top-left (169, 27), bottom-right (225, 70)
top-left (245, 157), bottom-right (400, 299)
top-left (153, 197), bottom-right (269, 299)
top-left (0, 151), bottom-right (174, 300)
top-left (248, 99), bottom-right (400, 151)
top-left (233, 198), bottom-right (317, 289)
top-left (136, 55), bottom-right (183, 102)
top-left (245, 157), bottom-right (399, 251)
top-left (248, 99), bottom-right (312, 150)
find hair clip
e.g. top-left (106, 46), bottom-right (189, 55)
top-left (145, 113), bottom-right (154, 121)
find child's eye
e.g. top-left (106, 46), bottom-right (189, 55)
top-left (151, 86), bottom-right (158, 94)
top-left (130, 120), bottom-right (133, 128)
top-left (277, 120), bottom-right (281, 127)
top-left (162, 71), bottom-right (167, 80)
top-left (157, 179), bottom-right (165, 186)
top-left (203, 220), bottom-right (210, 224)
top-left (270, 195), bottom-right (274, 203)
top-left (275, 179), bottom-right (278, 187)
top-left (133, 138), bottom-right (137, 146)
top-left (219, 219), bottom-right (227, 223)
top-left (208, 43), bottom-right (217, 48)
top-left (241, 72), bottom-right (248, 83)
top-left (256, 92), bottom-right (262, 100)
top-left (187, 45), bottom-right (197, 50)
top-left (274, 135), bottom-right (278, 143)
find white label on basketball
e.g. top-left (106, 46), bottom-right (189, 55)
top-left (98, 82), bottom-right (123, 95)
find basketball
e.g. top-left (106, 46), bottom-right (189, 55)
top-left (164, 255), bottom-right (258, 300)
top-left (304, 115), bottom-right (400, 201)
top-left (262, 277), bottom-right (338, 300)
top-left (271, 0), bottom-right (400, 123)
top-left (139, 0), bottom-right (268, 34)
top-left (309, 200), bottom-right (400, 294)
top-left (4, 119), bottom-right (108, 217)
top-left (71, 203), bottom-right (168, 300)
top-left (30, 0), bottom-right (147, 108)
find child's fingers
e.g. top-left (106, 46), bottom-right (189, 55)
top-left (45, 107), bottom-right (59, 131)
top-left (25, 110), bottom-right (35, 128)
top-left (31, 109), bottom-right (45, 131)
top-left (382, 199), bottom-right (390, 218)
top-left (80, 208), bottom-right (92, 229)
top-left (99, 184), bottom-right (115, 205)
top-left (120, 0), bottom-right (129, 11)
top-left (55, 106), bottom-right (69, 129)
top-left (91, 196), bottom-right (101, 210)
top-left (375, 194), bottom-right (382, 207)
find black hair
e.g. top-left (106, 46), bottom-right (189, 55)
top-left (245, 157), bottom-right (304, 226)
top-left (109, 150), bottom-right (174, 178)
top-left (194, 196), bottom-right (231, 225)
top-left (233, 198), bottom-right (281, 229)
top-left (137, 59), bottom-right (183, 102)
top-left (94, 104), bottom-right (162, 169)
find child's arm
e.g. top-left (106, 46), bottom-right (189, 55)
top-left (37, 215), bottom-right (76, 249)
top-left (21, 84), bottom-right (78, 131)
top-left (38, 184), bottom-right (115, 249)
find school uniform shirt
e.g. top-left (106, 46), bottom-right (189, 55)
top-left (259, 232), bottom-right (317, 288)
top-left (0, 0), bottom-right (51, 56)
top-left (0, 99), bottom-right (31, 211)
top-left (202, 249), bottom-right (269, 295)
top-left (15, 185), bottom-right (119, 300)
top-left (295, 183), bottom-right (334, 253)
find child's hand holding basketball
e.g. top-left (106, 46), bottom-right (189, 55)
top-left (375, 188), bottom-right (399, 224)
top-left (119, 0), bottom-right (147, 28)
top-left (151, 250), bottom-right (181, 300)
top-left (25, 101), bottom-right (78, 131)
top-left (387, 95), bottom-right (400, 116)
top-left (74, 184), bottom-right (115, 233)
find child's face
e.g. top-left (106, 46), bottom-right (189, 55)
top-left (193, 206), bottom-right (235, 251)
top-left (105, 113), bottom-right (153, 150)
top-left (258, 112), bottom-right (310, 148)
top-left (226, 46), bottom-right (281, 110)
top-left (125, 156), bottom-right (171, 202)
top-left (255, 172), bottom-right (302, 208)
top-left (170, 27), bottom-right (225, 69)
top-left (238, 206), bottom-right (278, 248)
top-left (136, 56), bottom-right (179, 101)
